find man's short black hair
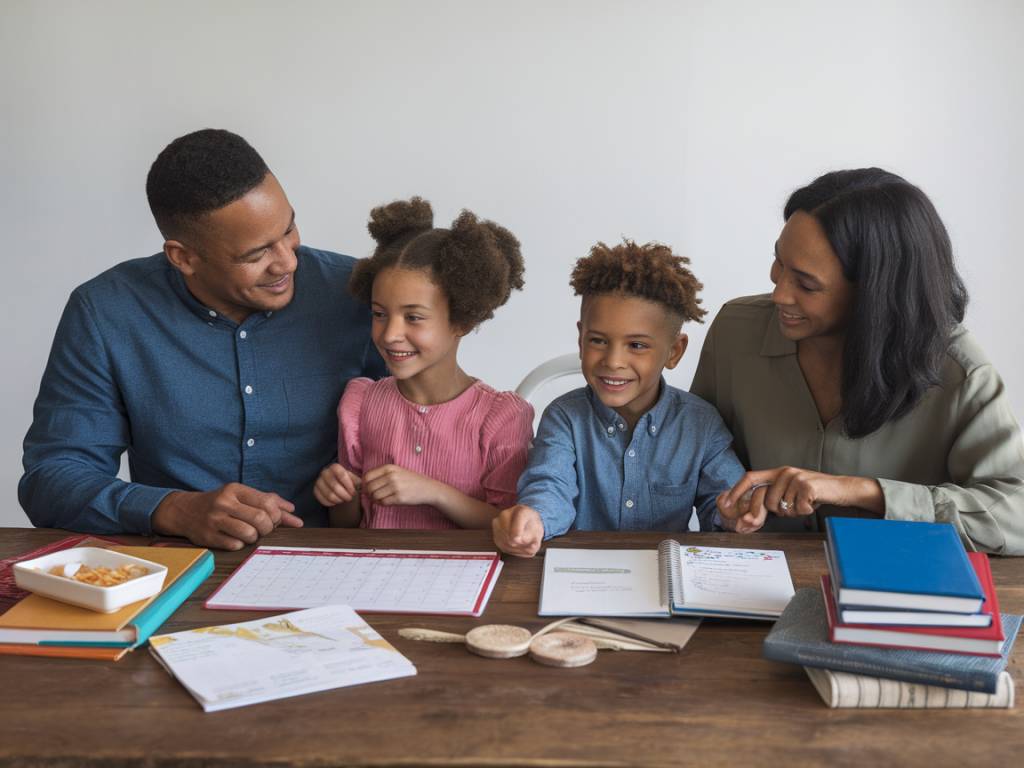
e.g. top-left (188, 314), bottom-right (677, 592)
top-left (146, 128), bottom-right (269, 240)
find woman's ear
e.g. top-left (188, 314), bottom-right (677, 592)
top-left (664, 333), bottom-right (689, 370)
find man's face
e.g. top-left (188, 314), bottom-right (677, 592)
top-left (169, 173), bottom-right (300, 323)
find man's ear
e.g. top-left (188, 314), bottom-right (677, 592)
top-left (163, 240), bottom-right (200, 277)
top-left (664, 332), bottom-right (688, 370)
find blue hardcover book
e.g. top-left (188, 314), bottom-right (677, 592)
top-left (763, 588), bottom-right (1020, 694)
top-left (826, 518), bottom-right (984, 613)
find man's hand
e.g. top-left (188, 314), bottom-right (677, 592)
top-left (362, 465), bottom-right (439, 507)
top-left (152, 482), bottom-right (303, 550)
top-left (314, 463), bottom-right (361, 507)
top-left (492, 505), bottom-right (545, 557)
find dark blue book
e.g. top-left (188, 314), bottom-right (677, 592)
top-left (826, 518), bottom-right (984, 613)
top-left (763, 588), bottom-right (1020, 694)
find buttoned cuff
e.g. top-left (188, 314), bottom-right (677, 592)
top-left (878, 479), bottom-right (936, 522)
top-left (118, 485), bottom-right (178, 535)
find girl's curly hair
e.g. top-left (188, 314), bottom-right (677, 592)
top-left (351, 196), bottom-right (525, 329)
top-left (570, 239), bottom-right (706, 326)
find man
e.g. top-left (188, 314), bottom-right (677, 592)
top-left (19, 129), bottom-right (385, 549)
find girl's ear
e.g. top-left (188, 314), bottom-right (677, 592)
top-left (664, 333), bottom-right (689, 370)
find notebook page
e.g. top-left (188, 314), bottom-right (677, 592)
top-left (675, 545), bottom-right (794, 617)
top-left (538, 548), bottom-right (667, 617)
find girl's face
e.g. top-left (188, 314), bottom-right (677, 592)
top-left (770, 211), bottom-right (855, 343)
top-left (370, 267), bottom-right (463, 385)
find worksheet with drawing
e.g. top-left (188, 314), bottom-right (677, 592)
top-left (205, 547), bottom-right (503, 615)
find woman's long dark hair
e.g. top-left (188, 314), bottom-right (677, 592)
top-left (785, 168), bottom-right (968, 438)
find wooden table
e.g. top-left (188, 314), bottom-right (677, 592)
top-left (1, 527), bottom-right (1021, 767)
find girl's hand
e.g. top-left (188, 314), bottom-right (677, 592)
top-left (314, 463), bottom-right (361, 507)
top-left (362, 464), bottom-right (440, 507)
top-left (720, 467), bottom-right (884, 520)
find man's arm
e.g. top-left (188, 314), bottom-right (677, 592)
top-left (19, 292), bottom-right (301, 548)
top-left (19, 292), bottom-right (175, 534)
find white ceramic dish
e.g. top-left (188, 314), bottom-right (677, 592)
top-left (13, 547), bottom-right (167, 613)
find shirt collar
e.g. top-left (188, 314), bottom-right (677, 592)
top-left (586, 376), bottom-right (672, 437)
top-left (760, 305), bottom-right (797, 357)
top-left (165, 255), bottom-right (281, 329)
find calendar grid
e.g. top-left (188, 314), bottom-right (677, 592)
top-left (205, 547), bottom-right (502, 616)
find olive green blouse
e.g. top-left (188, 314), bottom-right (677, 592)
top-left (690, 295), bottom-right (1024, 555)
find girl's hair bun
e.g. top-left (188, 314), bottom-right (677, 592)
top-left (367, 196), bottom-right (433, 246)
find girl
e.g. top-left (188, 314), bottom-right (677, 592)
top-left (314, 197), bottom-right (533, 529)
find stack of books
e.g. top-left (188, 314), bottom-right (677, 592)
top-left (0, 540), bottom-right (213, 661)
top-left (765, 518), bottom-right (1020, 708)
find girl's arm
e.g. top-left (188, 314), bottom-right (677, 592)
top-left (360, 466), bottom-right (498, 529)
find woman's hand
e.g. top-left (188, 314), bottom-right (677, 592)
top-left (362, 464), bottom-right (440, 507)
top-left (718, 467), bottom-right (884, 530)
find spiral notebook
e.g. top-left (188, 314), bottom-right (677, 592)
top-left (539, 542), bottom-right (795, 620)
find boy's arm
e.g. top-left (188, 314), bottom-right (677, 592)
top-left (514, 402), bottom-right (580, 540)
top-left (693, 410), bottom-right (747, 531)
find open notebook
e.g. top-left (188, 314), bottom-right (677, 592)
top-left (539, 541), bottom-right (795, 620)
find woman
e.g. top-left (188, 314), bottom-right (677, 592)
top-left (691, 168), bottom-right (1024, 554)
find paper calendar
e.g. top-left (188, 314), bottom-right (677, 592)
top-left (205, 547), bottom-right (503, 616)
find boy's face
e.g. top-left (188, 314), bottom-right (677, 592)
top-left (577, 293), bottom-right (687, 429)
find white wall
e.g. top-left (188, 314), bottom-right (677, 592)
top-left (2, 0), bottom-right (1022, 527)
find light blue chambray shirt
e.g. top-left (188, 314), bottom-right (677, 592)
top-left (517, 380), bottom-right (745, 537)
top-left (19, 247), bottom-right (385, 534)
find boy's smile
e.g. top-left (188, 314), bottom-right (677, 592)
top-left (578, 293), bottom-right (687, 431)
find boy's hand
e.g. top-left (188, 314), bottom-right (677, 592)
top-left (362, 464), bottom-right (439, 507)
top-left (493, 505), bottom-right (544, 557)
top-left (314, 463), bottom-right (362, 507)
top-left (716, 485), bottom-right (768, 534)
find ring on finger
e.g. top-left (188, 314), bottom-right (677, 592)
top-left (778, 499), bottom-right (791, 512)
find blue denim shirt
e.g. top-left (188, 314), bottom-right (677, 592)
top-left (517, 381), bottom-right (744, 536)
top-left (19, 247), bottom-right (385, 534)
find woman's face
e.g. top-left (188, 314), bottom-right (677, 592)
top-left (770, 211), bottom-right (855, 343)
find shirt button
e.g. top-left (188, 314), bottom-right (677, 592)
top-left (239, 330), bottom-right (247, 339)
top-left (244, 385), bottom-right (253, 395)
top-left (649, 425), bottom-right (657, 434)
top-left (418, 406), bottom-right (428, 414)
top-left (607, 426), bottom-right (615, 434)
top-left (628, 449), bottom-right (636, 458)
top-left (625, 499), bottom-right (634, 508)
top-left (246, 438), bottom-right (255, 447)
top-left (414, 444), bottom-right (422, 454)
top-left (617, 422), bottom-right (626, 431)
top-left (208, 310), bottom-right (217, 318)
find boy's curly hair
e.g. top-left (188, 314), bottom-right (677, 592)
top-left (350, 196), bottom-right (525, 329)
top-left (570, 239), bottom-right (706, 327)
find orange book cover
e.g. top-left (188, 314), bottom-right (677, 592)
top-left (0, 643), bottom-right (126, 660)
top-left (0, 546), bottom-right (207, 632)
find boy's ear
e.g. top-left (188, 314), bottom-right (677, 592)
top-left (576, 321), bottom-right (584, 358)
top-left (664, 333), bottom-right (688, 370)
top-left (164, 240), bottom-right (200, 277)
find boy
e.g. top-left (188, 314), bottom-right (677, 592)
top-left (493, 240), bottom-right (744, 556)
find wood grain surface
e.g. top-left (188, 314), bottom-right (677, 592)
top-left (1, 527), bottom-right (1021, 768)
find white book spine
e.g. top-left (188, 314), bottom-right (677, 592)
top-left (805, 667), bottom-right (1015, 709)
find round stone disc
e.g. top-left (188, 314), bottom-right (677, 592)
top-left (465, 624), bottom-right (533, 659)
top-left (529, 631), bottom-right (598, 668)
